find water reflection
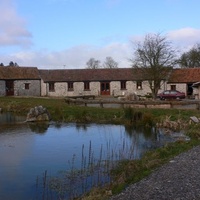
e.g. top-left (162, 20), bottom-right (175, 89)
top-left (0, 112), bottom-right (26, 124)
top-left (125, 125), bottom-right (157, 138)
top-left (0, 113), bottom-right (185, 200)
top-left (27, 122), bottom-right (50, 134)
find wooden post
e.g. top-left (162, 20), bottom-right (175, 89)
top-left (196, 103), bottom-right (200, 110)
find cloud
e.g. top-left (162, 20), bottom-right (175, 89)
top-left (0, 0), bottom-right (32, 48)
top-left (129, 28), bottom-right (200, 53)
top-left (1, 42), bottom-right (132, 69)
top-left (2, 26), bottom-right (199, 69)
top-left (168, 27), bottom-right (200, 49)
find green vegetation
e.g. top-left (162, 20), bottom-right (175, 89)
top-left (1, 96), bottom-right (200, 199)
top-left (0, 96), bottom-right (123, 123)
top-left (81, 132), bottom-right (200, 200)
top-left (0, 96), bottom-right (199, 125)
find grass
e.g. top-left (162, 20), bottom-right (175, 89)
top-left (0, 96), bottom-right (123, 123)
top-left (1, 96), bottom-right (200, 125)
top-left (80, 137), bottom-right (200, 200)
top-left (80, 123), bottom-right (200, 200)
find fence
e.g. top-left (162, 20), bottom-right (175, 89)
top-left (64, 98), bottom-right (200, 110)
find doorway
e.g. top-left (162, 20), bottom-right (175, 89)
top-left (187, 83), bottom-right (193, 98)
top-left (6, 80), bottom-right (14, 96)
top-left (100, 82), bottom-right (110, 95)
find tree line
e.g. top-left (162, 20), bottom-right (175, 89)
top-left (0, 61), bottom-right (19, 67)
top-left (130, 33), bottom-right (200, 99)
top-left (86, 42), bottom-right (200, 70)
top-left (86, 33), bottom-right (200, 99)
top-left (86, 57), bottom-right (118, 69)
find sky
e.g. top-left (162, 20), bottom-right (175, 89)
top-left (0, 0), bottom-right (200, 69)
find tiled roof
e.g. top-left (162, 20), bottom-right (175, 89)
top-left (39, 68), bottom-right (145, 82)
top-left (0, 66), bottom-right (40, 79)
top-left (168, 68), bottom-right (200, 83)
top-left (2, 66), bottom-right (199, 84)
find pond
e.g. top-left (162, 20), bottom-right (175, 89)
top-left (0, 113), bottom-right (186, 200)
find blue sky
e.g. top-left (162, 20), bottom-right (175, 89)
top-left (0, 0), bottom-right (200, 69)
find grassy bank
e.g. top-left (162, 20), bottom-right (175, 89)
top-left (1, 96), bottom-right (200, 199)
top-left (0, 96), bottom-right (123, 123)
top-left (0, 96), bottom-right (200, 124)
top-left (80, 121), bottom-right (200, 200)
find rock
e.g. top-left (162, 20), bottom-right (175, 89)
top-left (190, 116), bottom-right (199, 123)
top-left (26, 106), bottom-right (51, 122)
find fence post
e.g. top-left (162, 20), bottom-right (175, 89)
top-left (196, 103), bottom-right (200, 110)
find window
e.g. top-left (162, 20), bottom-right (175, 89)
top-left (25, 83), bottom-right (30, 90)
top-left (84, 82), bottom-right (90, 90)
top-left (137, 81), bottom-right (142, 90)
top-left (121, 81), bottom-right (126, 90)
top-left (164, 91), bottom-right (170, 95)
top-left (171, 91), bottom-right (177, 94)
top-left (49, 82), bottom-right (55, 92)
top-left (68, 82), bottom-right (74, 91)
top-left (171, 85), bottom-right (176, 90)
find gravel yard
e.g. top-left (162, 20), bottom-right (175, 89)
top-left (110, 145), bottom-right (200, 200)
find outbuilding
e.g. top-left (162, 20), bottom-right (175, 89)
top-left (0, 66), bottom-right (41, 96)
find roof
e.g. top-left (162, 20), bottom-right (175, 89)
top-left (2, 66), bottom-right (199, 84)
top-left (168, 68), bottom-right (200, 83)
top-left (192, 82), bottom-right (200, 87)
top-left (39, 68), bottom-right (145, 82)
top-left (0, 66), bottom-right (40, 80)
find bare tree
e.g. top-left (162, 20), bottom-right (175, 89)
top-left (86, 58), bottom-right (101, 69)
top-left (7, 61), bottom-right (19, 67)
top-left (178, 44), bottom-right (200, 68)
top-left (103, 57), bottom-right (118, 68)
top-left (9, 61), bottom-right (15, 66)
top-left (130, 33), bottom-right (177, 99)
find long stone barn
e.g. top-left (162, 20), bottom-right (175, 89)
top-left (1, 66), bottom-right (200, 99)
top-left (39, 68), bottom-right (164, 97)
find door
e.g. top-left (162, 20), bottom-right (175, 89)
top-left (6, 80), bottom-right (14, 96)
top-left (100, 82), bottom-right (110, 95)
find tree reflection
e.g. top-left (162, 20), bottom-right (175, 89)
top-left (28, 122), bottom-right (49, 134)
top-left (124, 125), bottom-right (157, 139)
top-left (75, 123), bottom-right (89, 131)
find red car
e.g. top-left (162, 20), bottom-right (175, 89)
top-left (157, 90), bottom-right (186, 100)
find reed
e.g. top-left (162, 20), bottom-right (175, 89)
top-left (35, 137), bottom-right (135, 199)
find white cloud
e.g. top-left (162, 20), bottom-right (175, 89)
top-left (129, 28), bottom-right (200, 54)
top-left (2, 26), bottom-right (200, 69)
top-left (0, 0), bottom-right (32, 48)
top-left (1, 42), bottom-right (132, 69)
top-left (168, 27), bottom-right (200, 50)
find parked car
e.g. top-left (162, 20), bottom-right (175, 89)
top-left (157, 90), bottom-right (186, 100)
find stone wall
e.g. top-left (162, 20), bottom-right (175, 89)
top-left (41, 82), bottom-right (101, 97)
top-left (15, 80), bottom-right (41, 96)
top-left (167, 83), bottom-right (187, 94)
top-left (0, 81), bottom-right (6, 96)
top-left (41, 80), bottom-right (167, 97)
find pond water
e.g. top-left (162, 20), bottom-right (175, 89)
top-left (0, 113), bottom-right (184, 200)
